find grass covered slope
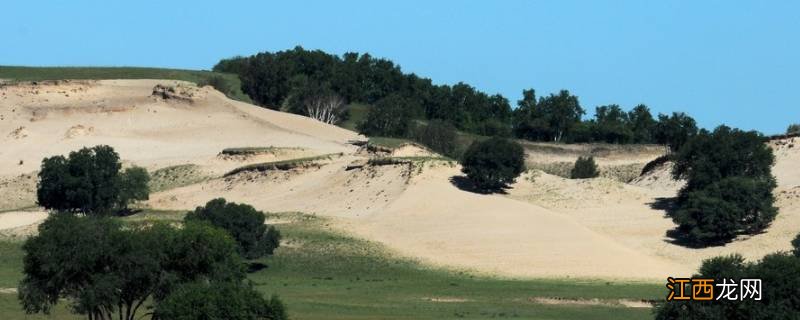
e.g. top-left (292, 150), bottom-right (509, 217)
top-left (0, 66), bottom-right (251, 102)
top-left (0, 211), bottom-right (662, 320)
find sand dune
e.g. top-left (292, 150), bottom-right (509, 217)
top-left (2, 79), bottom-right (799, 281)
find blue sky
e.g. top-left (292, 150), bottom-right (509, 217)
top-left (2, 1), bottom-right (798, 134)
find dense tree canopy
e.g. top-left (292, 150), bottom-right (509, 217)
top-left (461, 138), bottom-right (525, 191)
top-left (670, 126), bottom-right (777, 244)
top-left (17, 214), bottom-right (262, 320)
top-left (185, 198), bottom-right (281, 260)
top-left (37, 145), bottom-right (150, 215)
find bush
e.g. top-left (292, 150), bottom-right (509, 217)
top-left (671, 126), bottom-right (777, 245)
top-left (411, 120), bottom-right (461, 158)
top-left (460, 137), bottom-right (525, 191)
top-left (155, 282), bottom-right (287, 320)
top-left (36, 145), bottom-right (150, 215)
top-left (185, 198), bottom-right (281, 259)
top-left (570, 156), bottom-right (599, 179)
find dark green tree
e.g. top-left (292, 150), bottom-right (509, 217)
top-left (627, 104), bottom-right (656, 143)
top-left (461, 138), bottom-right (525, 191)
top-left (537, 90), bottom-right (585, 142)
top-left (185, 198), bottom-right (281, 260)
top-left (570, 156), bottom-right (599, 179)
top-left (593, 104), bottom-right (632, 143)
top-left (654, 112), bottom-right (698, 152)
top-left (117, 166), bottom-right (150, 211)
top-left (37, 145), bottom-right (122, 215)
top-left (18, 215), bottom-right (248, 320)
top-left (357, 93), bottom-right (415, 137)
top-left (671, 125), bottom-right (777, 245)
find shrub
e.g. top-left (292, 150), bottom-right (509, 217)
top-left (185, 198), bottom-right (281, 259)
top-left (411, 120), bottom-right (460, 158)
top-left (570, 156), bottom-right (599, 179)
top-left (155, 282), bottom-right (287, 320)
top-left (460, 137), bottom-right (525, 191)
top-left (671, 126), bottom-right (777, 245)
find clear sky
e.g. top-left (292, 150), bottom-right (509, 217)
top-left (2, 1), bottom-right (798, 134)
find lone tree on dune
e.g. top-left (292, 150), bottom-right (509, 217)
top-left (671, 125), bottom-right (777, 245)
top-left (570, 156), bottom-right (599, 179)
top-left (37, 145), bottom-right (150, 215)
top-left (185, 198), bottom-right (281, 260)
top-left (460, 137), bottom-right (525, 191)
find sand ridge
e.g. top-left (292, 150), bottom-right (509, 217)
top-left (2, 79), bottom-right (799, 281)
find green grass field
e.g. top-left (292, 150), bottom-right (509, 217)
top-left (0, 211), bottom-right (661, 320)
top-left (0, 66), bottom-right (251, 103)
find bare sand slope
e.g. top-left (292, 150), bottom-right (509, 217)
top-left (348, 165), bottom-right (688, 280)
top-left (510, 168), bottom-right (800, 277)
top-left (4, 79), bottom-right (800, 281)
top-left (0, 79), bottom-right (358, 177)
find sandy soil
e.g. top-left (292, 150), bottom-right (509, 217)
top-left (2, 79), bottom-right (799, 281)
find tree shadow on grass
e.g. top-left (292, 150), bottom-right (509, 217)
top-left (449, 176), bottom-right (509, 195)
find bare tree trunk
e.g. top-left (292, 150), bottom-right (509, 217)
top-left (305, 94), bottom-right (345, 124)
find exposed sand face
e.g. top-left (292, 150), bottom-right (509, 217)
top-left (2, 79), bottom-right (799, 281)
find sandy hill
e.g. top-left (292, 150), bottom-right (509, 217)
top-left (1, 79), bottom-right (799, 281)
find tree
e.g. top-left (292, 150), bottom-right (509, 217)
top-left (593, 105), bottom-right (632, 143)
top-left (672, 176), bottom-right (777, 244)
top-left (37, 145), bottom-right (122, 215)
top-left (671, 125), bottom-right (777, 245)
top-left (185, 198), bottom-right (281, 260)
top-left (305, 92), bottom-right (346, 124)
top-left (538, 90), bottom-right (585, 142)
top-left (654, 112), bottom-right (698, 152)
top-left (357, 93), bottom-right (414, 137)
top-left (18, 214), bottom-right (249, 320)
top-left (155, 282), bottom-right (287, 320)
top-left (37, 145), bottom-right (150, 215)
top-left (461, 138), bottom-right (525, 191)
top-left (628, 104), bottom-right (656, 143)
top-left (117, 166), bottom-right (150, 211)
top-left (788, 123), bottom-right (800, 135)
top-left (570, 156), bottom-right (599, 179)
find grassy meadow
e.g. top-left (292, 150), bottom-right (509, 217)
top-left (0, 210), bottom-right (663, 320)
